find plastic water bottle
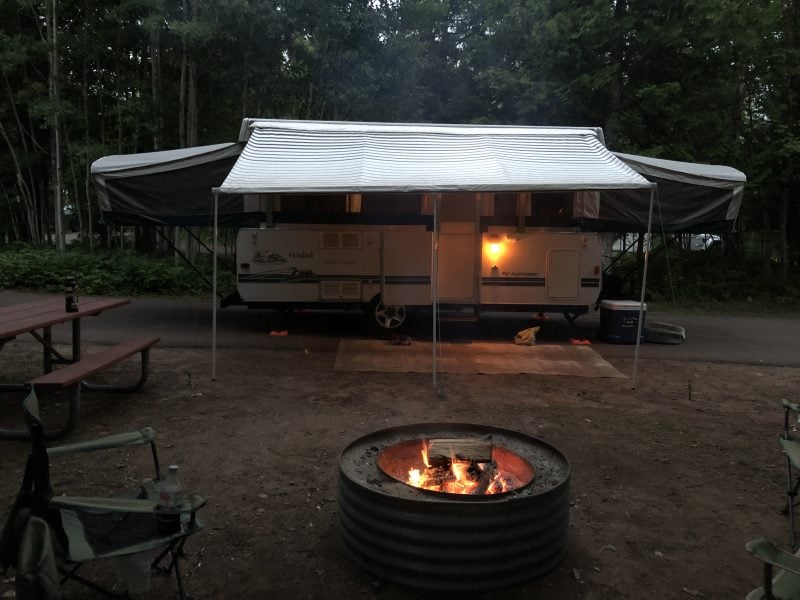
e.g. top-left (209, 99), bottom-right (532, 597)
top-left (156, 465), bottom-right (184, 534)
top-left (64, 276), bottom-right (78, 312)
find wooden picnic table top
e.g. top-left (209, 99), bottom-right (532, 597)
top-left (0, 297), bottom-right (130, 340)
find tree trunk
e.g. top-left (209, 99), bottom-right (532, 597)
top-left (185, 0), bottom-right (199, 147)
top-left (305, 80), bottom-right (314, 119)
top-left (149, 10), bottom-right (163, 150)
top-left (85, 161), bottom-right (93, 250)
top-left (187, 57), bottom-right (198, 146)
top-left (64, 132), bottom-right (83, 241)
top-left (179, 4), bottom-right (187, 149)
top-left (115, 26), bottom-right (123, 152)
top-left (0, 120), bottom-right (37, 243)
top-left (5, 192), bottom-right (21, 241)
top-left (761, 201), bottom-right (772, 278)
top-left (47, 0), bottom-right (65, 250)
top-left (82, 4), bottom-right (94, 250)
top-left (605, 0), bottom-right (627, 147)
top-left (779, 188), bottom-right (789, 287)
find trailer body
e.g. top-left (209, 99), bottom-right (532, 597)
top-left (235, 192), bottom-right (602, 331)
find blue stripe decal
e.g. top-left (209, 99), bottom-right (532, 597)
top-left (385, 276), bottom-right (431, 285)
top-left (482, 278), bottom-right (546, 287)
top-left (239, 273), bottom-right (430, 285)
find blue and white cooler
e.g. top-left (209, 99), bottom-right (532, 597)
top-left (598, 299), bottom-right (646, 344)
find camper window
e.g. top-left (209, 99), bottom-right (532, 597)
top-left (494, 193), bottom-right (517, 217)
top-left (531, 192), bottom-right (574, 226)
top-left (278, 194), bottom-right (347, 213)
top-left (360, 193), bottom-right (422, 215)
top-left (439, 192), bottom-right (478, 222)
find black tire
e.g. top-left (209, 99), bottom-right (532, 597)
top-left (366, 296), bottom-right (410, 334)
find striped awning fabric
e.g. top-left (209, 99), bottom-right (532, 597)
top-left (218, 120), bottom-right (652, 194)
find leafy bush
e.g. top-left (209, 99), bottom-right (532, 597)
top-left (0, 245), bottom-right (234, 297)
top-left (609, 243), bottom-right (800, 314)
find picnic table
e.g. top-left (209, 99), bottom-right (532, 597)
top-left (0, 296), bottom-right (160, 440)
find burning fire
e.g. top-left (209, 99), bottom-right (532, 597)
top-left (406, 440), bottom-right (514, 495)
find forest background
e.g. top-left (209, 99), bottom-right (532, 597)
top-left (0, 0), bottom-right (798, 305)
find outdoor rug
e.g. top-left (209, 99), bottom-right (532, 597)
top-left (334, 340), bottom-right (626, 378)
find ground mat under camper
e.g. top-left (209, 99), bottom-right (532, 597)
top-left (334, 340), bottom-right (626, 377)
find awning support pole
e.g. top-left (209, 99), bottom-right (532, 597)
top-left (432, 193), bottom-right (439, 388)
top-left (632, 185), bottom-right (656, 388)
top-left (212, 191), bottom-right (218, 382)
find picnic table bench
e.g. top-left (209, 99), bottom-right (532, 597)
top-left (28, 336), bottom-right (161, 439)
top-left (0, 296), bottom-right (160, 440)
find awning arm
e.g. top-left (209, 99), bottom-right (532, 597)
top-left (632, 183), bottom-right (658, 388)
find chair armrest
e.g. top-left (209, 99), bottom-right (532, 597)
top-left (782, 398), bottom-right (800, 413)
top-left (184, 494), bottom-right (208, 512)
top-left (153, 495), bottom-right (208, 514)
top-left (51, 496), bottom-right (158, 514)
top-left (780, 437), bottom-right (800, 470)
top-left (53, 494), bottom-right (207, 515)
top-left (746, 538), bottom-right (800, 576)
top-left (47, 427), bottom-right (156, 458)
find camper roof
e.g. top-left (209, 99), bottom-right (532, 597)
top-left (218, 119), bottom-right (652, 195)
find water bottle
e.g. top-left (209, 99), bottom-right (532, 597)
top-left (64, 276), bottom-right (78, 312)
top-left (155, 465), bottom-right (184, 534)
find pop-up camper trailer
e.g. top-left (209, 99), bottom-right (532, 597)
top-left (216, 121), bottom-right (653, 332)
top-left (91, 119), bottom-right (745, 333)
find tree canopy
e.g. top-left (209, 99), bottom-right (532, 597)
top-left (0, 0), bottom-right (797, 282)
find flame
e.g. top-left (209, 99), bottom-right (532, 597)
top-left (405, 440), bottom-right (519, 495)
top-left (408, 469), bottom-right (422, 487)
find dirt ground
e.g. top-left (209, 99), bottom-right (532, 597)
top-left (1, 337), bottom-right (798, 599)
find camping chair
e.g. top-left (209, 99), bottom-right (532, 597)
top-left (782, 398), bottom-right (800, 549)
top-left (0, 387), bottom-right (207, 599)
top-left (745, 538), bottom-right (800, 600)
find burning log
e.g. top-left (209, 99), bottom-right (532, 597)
top-left (470, 461), bottom-right (498, 495)
top-left (427, 436), bottom-right (492, 467)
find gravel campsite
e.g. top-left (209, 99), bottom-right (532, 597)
top-left (1, 297), bottom-right (799, 599)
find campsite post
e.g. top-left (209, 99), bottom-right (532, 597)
top-left (212, 190), bottom-right (218, 381)
top-left (632, 184), bottom-right (657, 389)
top-left (431, 193), bottom-right (439, 388)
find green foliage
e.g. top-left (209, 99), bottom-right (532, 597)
top-left (1, 0), bottom-right (798, 283)
top-left (0, 245), bottom-right (232, 298)
top-left (614, 242), bottom-right (800, 315)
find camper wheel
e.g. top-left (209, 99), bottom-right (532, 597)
top-left (367, 297), bottom-right (409, 334)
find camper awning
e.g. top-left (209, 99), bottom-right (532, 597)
top-left (217, 121), bottom-right (653, 194)
top-left (589, 152), bottom-right (747, 233)
top-left (91, 119), bottom-right (745, 233)
top-left (91, 143), bottom-right (246, 226)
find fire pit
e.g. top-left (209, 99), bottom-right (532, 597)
top-left (338, 423), bottom-right (570, 592)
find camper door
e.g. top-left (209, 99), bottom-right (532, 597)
top-left (381, 193), bottom-right (479, 306)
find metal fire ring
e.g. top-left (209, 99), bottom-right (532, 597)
top-left (338, 423), bottom-right (570, 592)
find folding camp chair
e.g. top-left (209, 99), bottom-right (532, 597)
top-left (745, 538), bottom-right (800, 600)
top-left (782, 398), bottom-right (800, 549)
top-left (0, 387), bottom-right (206, 599)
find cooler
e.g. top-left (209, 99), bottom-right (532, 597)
top-left (598, 299), bottom-right (646, 344)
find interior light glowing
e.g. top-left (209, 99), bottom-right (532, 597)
top-left (486, 239), bottom-right (504, 262)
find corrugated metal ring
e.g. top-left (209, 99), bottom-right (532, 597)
top-left (338, 423), bottom-right (570, 592)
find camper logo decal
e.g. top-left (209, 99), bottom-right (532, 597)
top-left (253, 250), bottom-right (286, 263)
top-left (289, 250), bottom-right (314, 259)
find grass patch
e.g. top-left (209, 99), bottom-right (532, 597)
top-left (610, 246), bottom-right (800, 316)
top-left (1, 244), bottom-right (798, 316)
top-left (0, 244), bottom-right (234, 298)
